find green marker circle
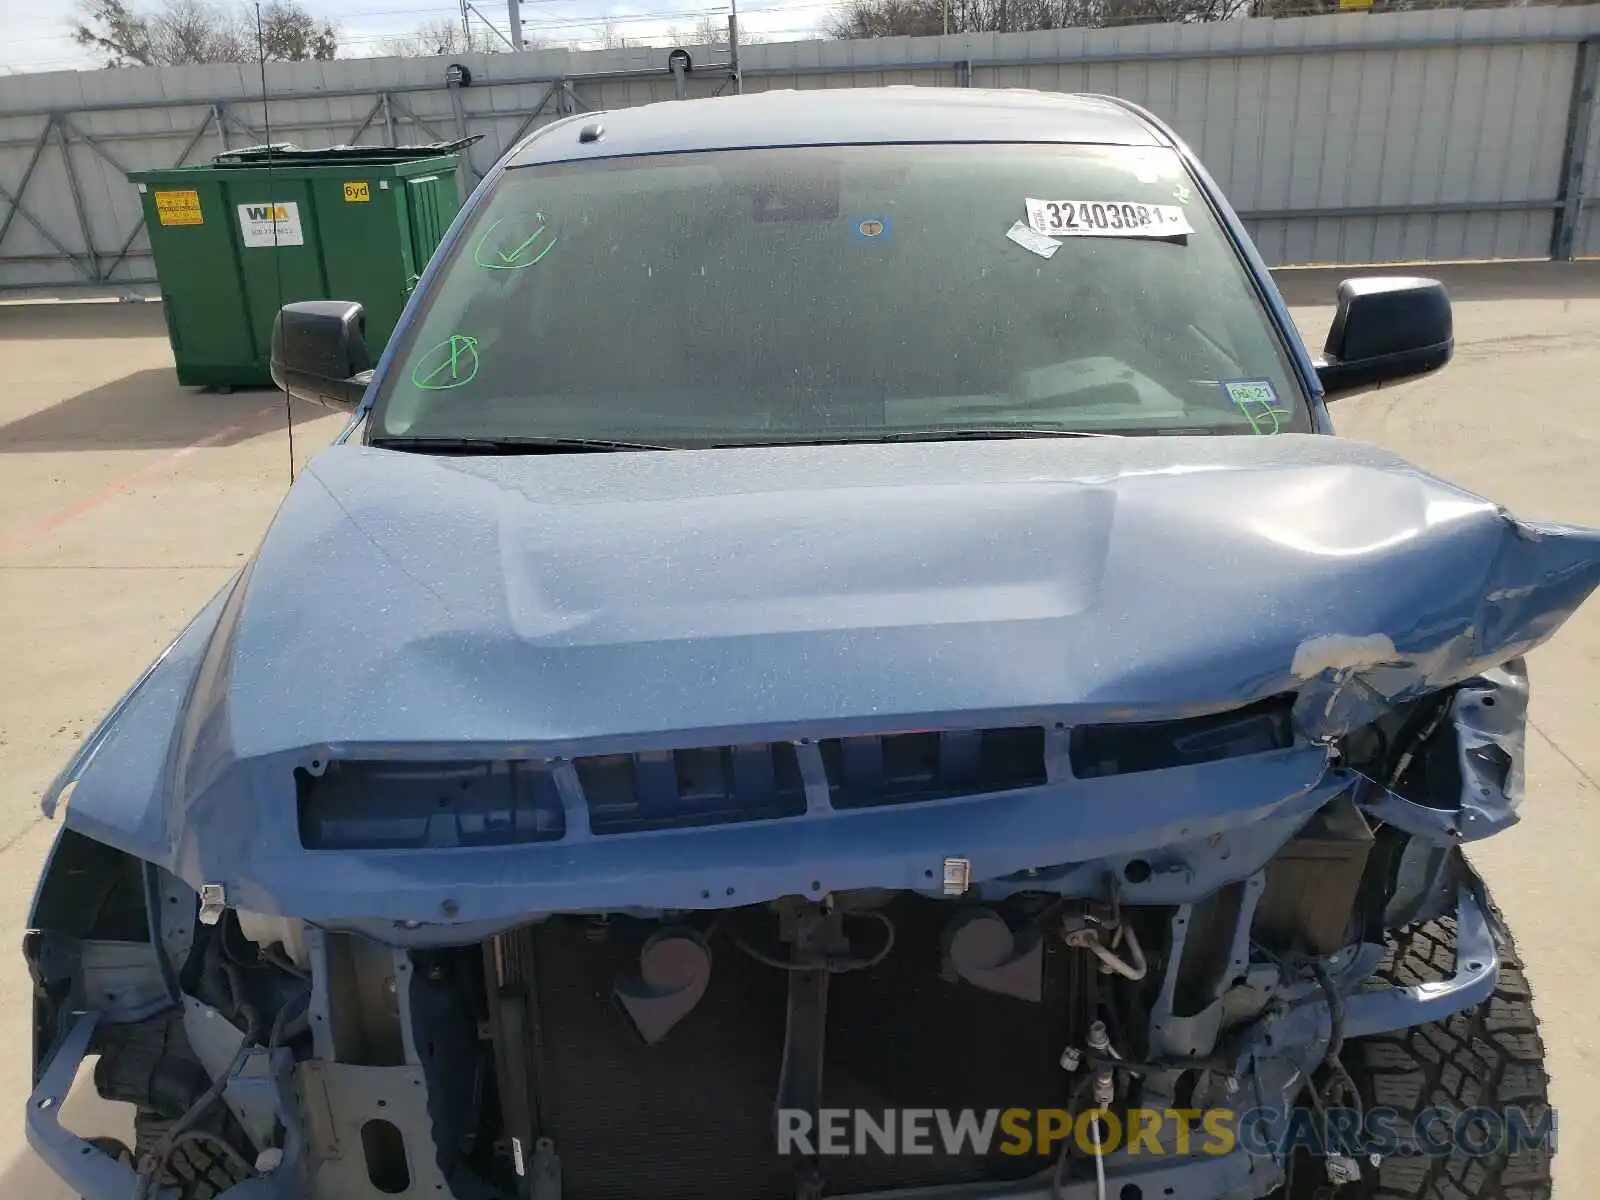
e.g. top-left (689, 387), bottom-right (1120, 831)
top-left (411, 334), bottom-right (481, 391)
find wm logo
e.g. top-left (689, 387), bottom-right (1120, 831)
top-left (245, 204), bottom-right (290, 221)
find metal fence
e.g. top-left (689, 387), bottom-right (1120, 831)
top-left (1, 4), bottom-right (1597, 291)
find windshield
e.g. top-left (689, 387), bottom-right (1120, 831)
top-left (369, 144), bottom-right (1311, 446)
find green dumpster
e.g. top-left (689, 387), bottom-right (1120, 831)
top-left (129, 139), bottom-right (477, 389)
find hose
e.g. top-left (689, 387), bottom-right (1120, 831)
top-left (723, 909), bottom-right (896, 973)
top-left (269, 986), bottom-right (313, 1050)
top-left (1311, 962), bottom-right (1345, 1064)
top-left (1311, 961), bottom-right (1365, 1143)
top-left (1085, 923), bottom-right (1147, 981)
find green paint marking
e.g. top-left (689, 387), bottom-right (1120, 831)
top-left (473, 216), bottom-right (559, 270)
top-left (411, 334), bottom-right (480, 390)
top-left (1235, 401), bottom-right (1289, 435)
top-left (1222, 379), bottom-right (1288, 436)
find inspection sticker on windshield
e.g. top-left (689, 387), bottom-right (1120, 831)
top-left (1024, 198), bottom-right (1194, 239)
top-left (1222, 377), bottom-right (1290, 434)
top-left (1005, 220), bottom-right (1061, 259)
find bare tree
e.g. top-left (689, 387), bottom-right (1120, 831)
top-left (826, 0), bottom-right (945, 38)
top-left (372, 18), bottom-right (474, 58)
top-left (71, 0), bottom-right (338, 66)
top-left (597, 19), bottom-right (643, 49)
top-left (256, 0), bottom-right (337, 60)
top-left (825, 0), bottom-right (1551, 33)
top-left (826, 0), bottom-right (1253, 35)
top-left (664, 15), bottom-right (766, 45)
top-left (371, 11), bottom-right (544, 57)
top-left (72, 0), bottom-right (155, 65)
top-left (154, 0), bottom-right (249, 60)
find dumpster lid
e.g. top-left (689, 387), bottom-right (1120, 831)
top-left (210, 137), bottom-right (481, 165)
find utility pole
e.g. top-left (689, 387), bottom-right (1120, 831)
top-left (507, 0), bottom-right (524, 49)
top-left (460, 0), bottom-right (473, 50)
top-left (728, 0), bottom-right (742, 94)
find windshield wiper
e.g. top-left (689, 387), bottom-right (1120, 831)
top-left (863, 427), bottom-right (1123, 442)
top-left (684, 428), bottom-right (1126, 448)
top-left (370, 435), bottom-right (679, 454)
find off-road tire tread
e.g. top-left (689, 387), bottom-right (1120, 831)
top-left (134, 1111), bottom-right (250, 1200)
top-left (1350, 908), bottom-right (1553, 1200)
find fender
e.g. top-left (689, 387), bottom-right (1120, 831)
top-left (39, 571), bottom-right (240, 871)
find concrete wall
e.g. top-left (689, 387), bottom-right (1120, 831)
top-left (1, 5), bottom-right (1597, 290)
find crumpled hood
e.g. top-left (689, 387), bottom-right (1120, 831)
top-left (185, 433), bottom-right (1600, 764)
top-left (50, 432), bottom-right (1600, 924)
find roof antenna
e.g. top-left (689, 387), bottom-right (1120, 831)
top-left (256, 2), bottom-right (295, 487)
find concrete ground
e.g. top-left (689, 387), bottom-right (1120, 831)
top-left (0, 261), bottom-right (1596, 1196)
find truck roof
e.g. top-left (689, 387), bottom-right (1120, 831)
top-left (507, 87), bottom-right (1166, 166)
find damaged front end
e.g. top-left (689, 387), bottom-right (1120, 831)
top-left (22, 437), bottom-right (1599, 1200)
top-left (24, 664), bottom-right (1539, 1200)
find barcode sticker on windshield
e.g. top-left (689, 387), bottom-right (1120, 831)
top-left (1024, 198), bottom-right (1194, 240)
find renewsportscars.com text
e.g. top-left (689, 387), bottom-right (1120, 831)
top-left (776, 1107), bottom-right (1556, 1160)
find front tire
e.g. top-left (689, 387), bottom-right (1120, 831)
top-left (133, 1109), bottom-right (252, 1200)
top-left (1345, 909), bottom-right (1554, 1199)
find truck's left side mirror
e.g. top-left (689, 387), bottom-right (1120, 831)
top-left (1315, 277), bottom-right (1453, 402)
top-left (270, 300), bottom-right (373, 410)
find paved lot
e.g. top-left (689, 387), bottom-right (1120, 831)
top-left (0, 262), bottom-right (1596, 1196)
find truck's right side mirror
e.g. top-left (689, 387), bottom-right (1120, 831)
top-left (270, 300), bottom-right (373, 410)
top-left (1315, 277), bottom-right (1453, 402)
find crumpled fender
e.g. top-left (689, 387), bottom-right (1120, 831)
top-left (1290, 517), bottom-right (1600, 737)
top-left (40, 573), bottom-right (237, 867)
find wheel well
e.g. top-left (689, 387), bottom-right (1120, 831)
top-left (32, 828), bottom-right (150, 942)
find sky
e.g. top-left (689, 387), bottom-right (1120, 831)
top-left (0, 0), bottom-right (837, 75)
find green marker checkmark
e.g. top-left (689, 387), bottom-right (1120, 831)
top-left (474, 217), bottom-right (559, 270)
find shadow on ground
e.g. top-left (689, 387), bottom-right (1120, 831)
top-left (0, 1058), bottom-right (132, 1200)
top-left (0, 369), bottom-right (321, 453)
top-left (0, 301), bottom-right (169, 342)
top-left (1270, 260), bottom-right (1600, 307)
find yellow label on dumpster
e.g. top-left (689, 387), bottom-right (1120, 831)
top-left (343, 181), bottom-right (371, 203)
top-left (153, 189), bottom-right (203, 226)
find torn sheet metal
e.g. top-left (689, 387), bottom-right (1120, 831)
top-left (1359, 659), bottom-right (1529, 843)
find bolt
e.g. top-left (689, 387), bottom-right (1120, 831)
top-left (1059, 1046), bottom-right (1082, 1072)
top-left (1092, 1069), bottom-right (1114, 1108)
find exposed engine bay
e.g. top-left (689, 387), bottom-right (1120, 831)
top-left (29, 664), bottom-right (1517, 1200)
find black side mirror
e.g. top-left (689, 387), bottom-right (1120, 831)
top-left (270, 300), bottom-right (373, 410)
top-left (1315, 277), bottom-right (1453, 402)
